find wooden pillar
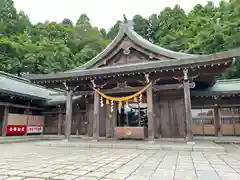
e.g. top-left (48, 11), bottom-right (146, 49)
top-left (183, 69), bottom-right (193, 142)
top-left (112, 103), bottom-right (117, 137)
top-left (58, 106), bottom-right (63, 135)
top-left (147, 84), bottom-right (154, 142)
top-left (65, 90), bottom-right (73, 140)
top-left (93, 91), bottom-right (100, 141)
top-left (214, 105), bottom-right (221, 136)
top-left (2, 106), bottom-right (9, 136)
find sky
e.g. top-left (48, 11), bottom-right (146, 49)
top-left (13, 0), bottom-right (222, 30)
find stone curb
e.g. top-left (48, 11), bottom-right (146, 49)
top-left (35, 141), bottom-right (226, 152)
top-left (0, 136), bottom-right (64, 144)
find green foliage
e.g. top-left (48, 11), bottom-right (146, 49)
top-left (0, 0), bottom-right (240, 79)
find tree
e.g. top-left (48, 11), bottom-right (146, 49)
top-left (1, 0), bottom-right (240, 79)
top-left (107, 20), bottom-right (121, 40)
top-left (16, 11), bottom-right (31, 34)
top-left (61, 18), bottom-right (73, 27)
top-left (76, 14), bottom-right (91, 26)
top-left (99, 28), bottom-right (107, 39)
top-left (133, 15), bottom-right (150, 40)
top-left (0, 0), bottom-right (19, 36)
top-left (154, 5), bottom-right (188, 52)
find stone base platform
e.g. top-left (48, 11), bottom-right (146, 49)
top-left (194, 136), bottom-right (240, 144)
top-left (35, 139), bottom-right (226, 152)
top-left (0, 135), bottom-right (63, 144)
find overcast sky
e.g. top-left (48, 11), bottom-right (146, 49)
top-left (13, 0), bottom-right (222, 30)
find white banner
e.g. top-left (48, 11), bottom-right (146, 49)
top-left (27, 126), bottom-right (43, 134)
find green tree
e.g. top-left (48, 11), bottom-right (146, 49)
top-left (133, 15), bottom-right (150, 40)
top-left (61, 18), bottom-right (73, 27)
top-left (107, 20), bottom-right (120, 40)
top-left (0, 0), bottom-right (19, 36)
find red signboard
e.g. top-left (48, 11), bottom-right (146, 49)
top-left (6, 125), bottom-right (26, 135)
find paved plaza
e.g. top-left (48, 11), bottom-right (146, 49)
top-left (0, 142), bottom-right (240, 180)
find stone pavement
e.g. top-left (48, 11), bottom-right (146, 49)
top-left (1, 143), bottom-right (240, 180)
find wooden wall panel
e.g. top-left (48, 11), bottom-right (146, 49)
top-left (44, 114), bottom-right (58, 134)
top-left (87, 104), bottom-right (93, 137)
top-left (153, 98), bottom-right (161, 138)
top-left (86, 102), bottom-right (117, 138)
top-left (72, 110), bottom-right (87, 135)
top-left (72, 110), bottom-right (80, 135)
top-left (154, 95), bottom-right (185, 138)
top-left (106, 104), bottom-right (117, 138)
top-left (28, 115), bottom-right (45, 126)
top-left (99, 105), bottom-right (106, 137)
top-left (159, 100), bottom-right (172, 137)
top-left (0, 106), bottom-right (4, 135)
top-left (8, 113), bottom-right (27, 125)
top-left (105, 106), bottom-right (112, 137)
top-left (61, 114), bottom-right (66, 134)
top-left (172, 98), bottom-right (186, 137)
top-left (79, 113), bottom-right (87, 135)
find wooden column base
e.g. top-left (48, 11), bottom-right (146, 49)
top-left (186, 133), bottom-right (194, 142)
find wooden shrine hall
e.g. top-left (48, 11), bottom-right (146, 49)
top-left (25, 20), bottom-right (240, 142)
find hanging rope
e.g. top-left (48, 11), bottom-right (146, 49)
top-left (92, 82), bottom-right (152, 102)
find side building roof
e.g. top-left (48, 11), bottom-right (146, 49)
top-left (0, 71), bottom-right (67, 102)
top-left (193, 78), bottom-right (240, 96)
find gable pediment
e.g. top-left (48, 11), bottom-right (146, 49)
top-left (92, 36), bottom-right (171, 68)
top-left (99, 48), bottom-right (149, 68)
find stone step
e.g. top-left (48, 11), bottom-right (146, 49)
top-left (35, 140), bottom-right (226, 152)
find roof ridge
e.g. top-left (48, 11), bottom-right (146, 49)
top-left (0, 71), bottom-right (30, 82)
top-left (125, 24), bottom-right (199, 58)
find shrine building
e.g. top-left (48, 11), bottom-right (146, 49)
top-left (1, 20), bottom-right (240, 141)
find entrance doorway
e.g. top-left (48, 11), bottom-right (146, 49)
top-left (117, 103), bottom-right (148, 127)
top-left (115, 102), bottom-right (148, 139)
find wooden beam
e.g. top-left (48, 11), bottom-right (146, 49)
top-left (93, 91), bottom-right (100, 141)
top-left (0, 101), bottom-right (44, 110)
top-left (147, 84), bottom-right (154, 142)
top-left (183, 70), bottom-right (193, 142)
top-left (2, 106), bottom-right (9, 136)
top-left (74, 83), bottom-right (195, 96)
top-left (192, 98), bottom-right (240, 107)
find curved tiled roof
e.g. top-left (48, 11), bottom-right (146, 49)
top-left (26, 49), bottom-right (238, 81)
top-left (70, 21), bottom-right (199, 72)
top-left (0, 71), bottom-right (83, 106)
